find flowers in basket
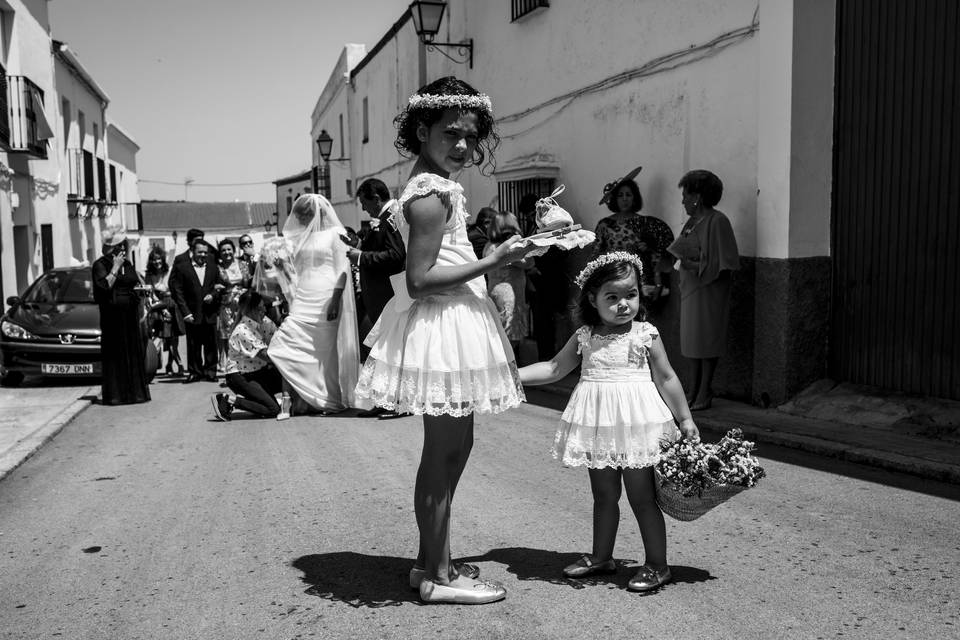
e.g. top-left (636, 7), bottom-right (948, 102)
top-left (655, 429), bottom-right (766, 521)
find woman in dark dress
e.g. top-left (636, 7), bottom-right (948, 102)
top-left (91, 227), bottom-right (151, 405)
top-left (594, 172), bottom-right (675, 313)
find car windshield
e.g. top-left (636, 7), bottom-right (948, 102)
top-left (22, 271), bottom-right (94, 304)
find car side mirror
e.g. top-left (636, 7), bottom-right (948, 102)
top-left (6, 296), bottom-right (20, 308)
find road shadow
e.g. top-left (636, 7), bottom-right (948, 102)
top-left (291, 551), bottom-right (416, 608)
top-left (464, 547), bottom-right (716, 591)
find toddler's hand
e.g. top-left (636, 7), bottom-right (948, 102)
top-left (678, 418), bottom-right (700, 442)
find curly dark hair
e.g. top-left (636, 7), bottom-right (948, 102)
top-left (678, 170), bottom-right (723, 207)
top-left (605, 178), bottom-right (644, 214)
top-left (575, 260), bottom-right (645, 327)
top-left (394, 76), bottom-right (499, 174)
top-left (217, 238), bottom-right (236, 252)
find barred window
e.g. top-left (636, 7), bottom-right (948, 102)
top-left (498, 176), bottom-right (555, 236)
top-left (511, 0), bottom-right (549, 22)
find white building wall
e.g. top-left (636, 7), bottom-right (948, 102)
top-left (347, 17), bottom-right (422, 204)
top-left (459, 0), bottom-right (760, 257)
top-left (0, 0), bottom-right (65, 300)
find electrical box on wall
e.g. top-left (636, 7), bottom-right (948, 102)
top-left (10, 193), bottom-right (19, 208)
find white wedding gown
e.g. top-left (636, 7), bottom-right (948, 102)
top-left (267, 227), bottom-right (359, 411)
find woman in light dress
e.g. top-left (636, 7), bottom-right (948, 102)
top-left (267, 194), bottom-right (360, 415)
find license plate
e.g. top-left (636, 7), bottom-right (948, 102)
top-left (41, 363), bottom-right (94, 375)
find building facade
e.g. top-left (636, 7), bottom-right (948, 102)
top-left (308, 0), bottom-right (959, 403)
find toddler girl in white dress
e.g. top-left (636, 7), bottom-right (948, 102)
top-left (519, 251), bottom-right (699, 592)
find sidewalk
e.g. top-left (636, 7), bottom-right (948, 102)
top-left (0, 380), bottom-right (97, 481)
top-left (539, 375), bottom-right (960, 484)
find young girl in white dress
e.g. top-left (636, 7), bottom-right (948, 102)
top-left (355, 77), bottom-right (537, 605)
top-left (519, 251), bottom-right (699, 592)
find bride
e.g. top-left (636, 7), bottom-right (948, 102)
top-left (267, 193), bottom-right (359, 414)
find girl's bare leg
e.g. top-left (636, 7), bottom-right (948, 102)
top-left (623, 466), bottom-right (667, 568)
top-left (586, 467), bottom-right (623, 561)
top-left (415, 413), bottom-right (473, 584)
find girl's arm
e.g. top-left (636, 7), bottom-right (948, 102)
top-left (405, 194), bottom-right (536, 298)
top-left (647, 335), bottom-right (700, 440)
top-left (518, 332), bottom-right (582, 385)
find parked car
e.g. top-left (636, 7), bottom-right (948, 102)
top-left (0, 266), bottom-right (158, 387)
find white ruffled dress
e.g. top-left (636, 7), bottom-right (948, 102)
top-left (555, 322), bottom-right (678, 469)
top-left (355, 173), bottom-right (525, 417)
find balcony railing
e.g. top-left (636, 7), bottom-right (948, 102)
top-left (511, 0), bottom-right (549, 22)
top-left (2, 75), bottom-right (48, 158)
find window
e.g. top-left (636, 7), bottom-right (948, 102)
top-left (92, 122), bottom-right (98, 154)
top-left (40, 224), bottom-right (53, 272)
top-left (498, 176), bottom-right (556, 235)
top-left (61, 97), bottom-right (70, 150)
top-left (511, 0), bottom-right (549, 22)
top-left (109, 164), bottom-right (117, 202)
top-left (78, 110), bottom-right (85, 148)
top-left (96, 157), bottom-right (106, 201)
top-left (339, 113), bottom-right (344, 157)
top-left (362, 97), bottom-right (369, 143)
top-left (82, 150), bottom-right (95, 198)
top-left (0, 63), bottom-right (9, 146)
top-left (345, 179), bottom-right (353, 198)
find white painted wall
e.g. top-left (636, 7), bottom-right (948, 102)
top-left (0, 0), bottom-right (66, 300)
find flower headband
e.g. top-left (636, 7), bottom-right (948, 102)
top-left (574, 251), bottom-right (644, 288)
top-left (407, 93), bottom-right (493, 113)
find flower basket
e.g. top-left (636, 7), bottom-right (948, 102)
top-left (654, 471), bottom-right (747, 521)
top-left (655, 428), bottom-right (765, 521)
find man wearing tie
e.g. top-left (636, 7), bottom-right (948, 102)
top-left (169, 238), bottom-right (227, 383)
top-left (347, 178), bottom-right (406, 418)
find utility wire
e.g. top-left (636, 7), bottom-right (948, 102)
top-left (139, 179), bottom-right (276, 187)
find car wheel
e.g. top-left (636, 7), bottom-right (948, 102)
top-left (144, 340), bottom-right (159, 383)
top-left (1, 370), bottom-right (24, 387)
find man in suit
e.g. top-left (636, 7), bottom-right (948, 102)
top-left (169, 238), bottom-right (226, 383)
top-left (347, 178), bottom-right (406, 418)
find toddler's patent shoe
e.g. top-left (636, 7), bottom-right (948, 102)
top-left (419, 577), bottom-right (506, 605)
top-left (562, 555), bottom-right (617, 578)
top-left (627, 565), bottom-right (672, 592)
top-left (408, 563), bottom-right (481, 590)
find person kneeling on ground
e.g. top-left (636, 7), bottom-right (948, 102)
top-left (211, 290), bottom-right (283, 421)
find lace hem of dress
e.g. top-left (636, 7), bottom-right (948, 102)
top-left (356, 358), bottom-right (525, 417)
top-left (552, 446), bottom-right (661, 470)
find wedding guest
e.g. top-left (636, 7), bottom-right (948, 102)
top-left (669, 170), bottom-right (739, 410)
top-left (143, 247), bottom-right (169, 288)
top-left (237, 234), bottom-right (258, 279)
top-left (483, 211), bottom-right (533, 360)
top-left (349, 178), bottom-right (407, 418)
top-left (211, 290), bottom-right (283, 420)
top-left (216, 238), bottom-right (250, 373)
top-left (594, 169), bottom-right (674, 313)
top-left (169, 238), bottom-right (227, 383)
top-left (524, 192), bottom-right (568, 359)
top-left (467, 207), bottom-right (495, 259)
top-left (91, 226), bottom-right (151, 405)
top-left (148, 284), bottom-right (183, 376)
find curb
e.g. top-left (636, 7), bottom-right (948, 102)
top-left (0, 396), bottom-right (93, 482)
top-left (534, 383), bottom-right (960, 484)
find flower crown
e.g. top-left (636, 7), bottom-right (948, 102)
top-left (407, 93), bottom-right (493, 113)
top-left (574, 251), bottom-right (644, 288)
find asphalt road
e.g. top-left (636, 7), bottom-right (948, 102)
top-left (0, 381), bottom-right (957, 640)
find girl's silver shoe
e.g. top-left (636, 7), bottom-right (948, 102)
top-left (627, 565), bottom-right (672, 591)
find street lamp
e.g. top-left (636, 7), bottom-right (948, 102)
top-left (409, 1), bottom-right (474, 68)
top-left (315, 130), bottom-right (333, 198)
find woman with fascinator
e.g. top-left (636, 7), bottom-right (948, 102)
top-left (92, 226), bottom-right (151, 405)
top-left (594, 168), bottom-right (675, 313)
top-left (266, 194), bottom-right (360, 415)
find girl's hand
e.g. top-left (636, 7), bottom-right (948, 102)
top-left (678, 418), bottom-right (700, 442)
top-left (492, 235), bottom-right (536, 265)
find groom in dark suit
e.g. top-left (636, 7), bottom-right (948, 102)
top-left (348, 178), bottom-right (406, 418)
top-left (169, 238), bottom-right (226, 383)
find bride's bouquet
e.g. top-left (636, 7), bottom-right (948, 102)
top-left (655, 428), bottom-right (766, 521)
top-left (252, 236), bottom-right (298, 300)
